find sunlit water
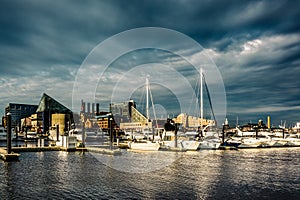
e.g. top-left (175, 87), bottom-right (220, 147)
top-left (0, 148), bottom-right (299, 199)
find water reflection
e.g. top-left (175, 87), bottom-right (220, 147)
top-left (90, 149), bottom-right (182, 173)
top-left (0, 148), bottom-right (299, 199)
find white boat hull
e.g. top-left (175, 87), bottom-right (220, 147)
top-left (128, 141), bottom-right (160, 151)
top-left (239, 138), bottom-right (272, 148)
top-left (199, 140), bottom-right (221, 149)
top-left (285, 139), bottom-right (300, 146)
top-left (267, 138), bottom-right (286, 147)
top-left (181, 140), bottom-right (201, 150)
top-left (161, 140), bottom-right (200, 151)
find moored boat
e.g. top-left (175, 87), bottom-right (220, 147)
top-left (199, 137), bottom-right (221, 149)
top-left (198, 124), bottom-right (222, 150)
top-left (0, 126), bottom-right (17, 141)
top-left (160, 130), bottom-right (200, 151)
top-left (128, 140), bottom-right (160, 151)
top-left (0, 127), bottom-right (7, 141)
top-left (284, 134), bottom-right (300, 146)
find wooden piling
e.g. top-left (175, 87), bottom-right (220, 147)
top-left (174, 123), bottom-right (178, 148)
top-left (7, 113), bottom-right (12, 154)
top-left (222, 124), bottom-right (225, 144)
top-left (56, 124), bottom-right (59, 141)
top-left (0, 113), bottom-right (20, 161)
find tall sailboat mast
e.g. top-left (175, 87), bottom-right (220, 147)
top-left (200, 68), bottom-right (203, 128)
top-left (146, 76), bottom-right (150, 120)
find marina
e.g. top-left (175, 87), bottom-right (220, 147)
top-left (1, 124), bottom-right (300, 162)
top-left (1, 70), bottom-right (299, 159)
top-left (1, 91), bottom-right (300, 160)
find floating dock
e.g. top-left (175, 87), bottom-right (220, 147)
top-left (159, 147), bottom-right (187, 152)
top-left (11, 146), bottom-right (61, 152)
top-left (5, 146), bottom-right (121, 155)
top-left (219, 146), bottom-right (238, 150)
top-left (79, 147), bottom-right (121, 155)
top-left (0, 148), bottom-right (20, 161)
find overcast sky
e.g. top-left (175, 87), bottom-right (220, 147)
top-left (1, 0), bottom-right (300, 127)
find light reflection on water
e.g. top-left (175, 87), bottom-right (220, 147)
top-left (0, 148), bottom-right (299, 199)
top-left (91, 149), bottom-right (181, 173)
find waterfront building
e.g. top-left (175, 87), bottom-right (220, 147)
top-left (36, 93), bottom-right (73, 134)
top-left (96, 112), bottom-right (111, 130)
top-left (110, 100), bottom-right (136, 125)
top-left (94, 100), bottom-right (151, 132)
top-left (51, 113), bottom-right (72, 134)
top-left (4, 103), bottom-right (38, 128)
top-left (173, 113), bottom-right (215, 130)
top-left (19, 113), bottom-right (44, 133)
top-left (30, 113), bottom-right (43, 132)
top-left (80, 100), bottom-right (98, 118)
top-left (240, 120), bottom-right (267, 132)
top-left (120, 106), bottom-right (152, 130)
top-left (79, 100), bottom-right (101, 131)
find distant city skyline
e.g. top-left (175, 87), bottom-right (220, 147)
top-left (1, 1), bottom-right (300, 127)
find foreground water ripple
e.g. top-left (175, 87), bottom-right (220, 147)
top-left (0, 148), bottom-right (299, 199)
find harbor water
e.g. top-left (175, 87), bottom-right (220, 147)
top-left (0, 147), bottom-right (299, 199)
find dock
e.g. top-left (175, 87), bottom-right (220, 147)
top-left (0, 148), bottom-right (20, 161)
top-left (219, 146), bottom-right (238, 150)
top-left (7, 146), bottom-right (121, 155)
top-left (159, 147), bottom-right (187, 152)
top-left (11, 146), bottom-right (61, 152)
top-left (79, 147), bottom-right (121, 155)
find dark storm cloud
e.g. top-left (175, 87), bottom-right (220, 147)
top-left (1, 0), bottom-right (299, 74)
top-left (0, 0), bottom-right (300, 125)
top-left (0, 0), bottom-right (123, 77)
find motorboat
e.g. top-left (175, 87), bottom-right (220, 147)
top-left (199, 130), bottom-right (222, 150)
top-left (199, 136), bottom-right (222, 149)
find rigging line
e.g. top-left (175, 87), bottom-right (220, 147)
top-left (203, 75), bottom-right (216, 125)
top-left (187, 74), bottom-right (200, 116)
top-left (148, 84), bottom-right (159, 129)
top-left (138, 86), bottom-right (146, 114)
top-left (196, 75), bottom-right (201, 117)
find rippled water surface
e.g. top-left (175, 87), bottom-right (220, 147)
top-left (0, 148), bottom-right (299, 199)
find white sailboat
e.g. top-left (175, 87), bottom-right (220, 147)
top-left (160, 68), bottom-right (221, 151)
top-left (128, 76), bottom-right (160, 151)
top-left (197, 68), bottom-right (222, 150)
